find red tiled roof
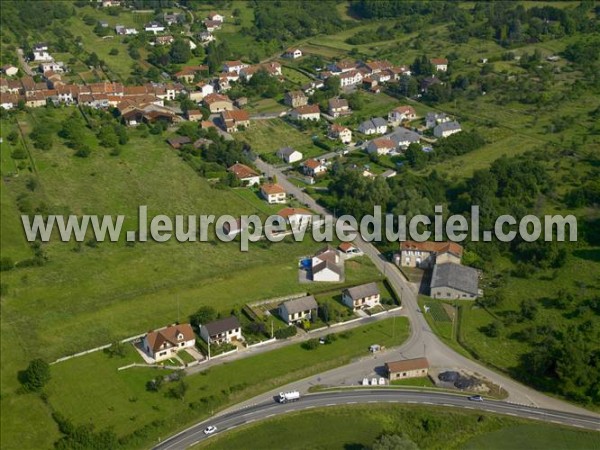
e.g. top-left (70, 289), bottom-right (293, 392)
top-left (303, 158), bottom-right (323, 169)
top-left (145, 323), bottom-right (194, 353)
top-left (261, 183), bottom-right (285, 195)
top-left (385, 357), bottom-right (429, 373)
top-left (293, 104), bottom-right (320, 115)
top-left (228, 163), bottom-right (258, 179)
top-left (277, 207), bottom-right (311, 218)
top-left (400, 240), bottom-right (463, 257)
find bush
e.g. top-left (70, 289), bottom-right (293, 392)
top-left (274, 325), bottom-right (297, 340)
top-left (0, 257), bottom-right (14, 271)
top-left (302, 338), bottom-right (319, 350)
top-left (19, 358), bottom-right (51, 391)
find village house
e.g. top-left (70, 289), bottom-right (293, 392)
top-left (302, 158), bottom-right (327, 177)
top-left (207, 12), bottom-right (224, 22)
top-left (33, 43), bottom-right (53, 62)
top-left (40, 61), bottom-right (64, 73)
top-left (328, 124), bottom-right (352, 144)
top-left (198, 31), bottom-right (215, 44)
top-left (222, 60), bottom-right (248, 73)
top-left (145, 22), bottom-right (165, 34)
top-left (434, 121), bottom-right (462, 138)
top-left (385, 358), bottom-right (430, 380)
top-left (426, 112), bottom-right (451, 129)
top-left (199, 316), bottom-right (243, 345)
top-left (142, 323), bottom-right (196, 362)
top-left (367, 138), bottom-right (395, 155)
top-left (101, 0), bottom-right (121, 6)
top-left (430, 263), bottom-right (480, 300)
top-left (430, 58), bottom-right (448, 72)
top-left (277, 207), bottom-right (312, 230)
top-left (163, 12), bottom-right (183, 26)
top-left (358, 117), bottom-right (388, 135)
top-left (175, 65), bottom-right (207, 83)
top-left (203, 93), bottom-right (234, 113)
top-left (277, 147), bottom-right (303, 164)
top-left (339, 69), bottom-right (363, 88)
top-left (189, 81), bottom-right (214, 101)
top-left (203, 19), bottom-right (222, 32)
top-left (420, 76), bottom-right (442, 93)
top-left (167, 136), bottom-right (191, 149)
top-left (380, 169), bottom-right (397, 179)
top-left (342, 282), bottom-right (381, 310)
top-left (328, 59), bottom-right (357, 74)
top-left (362, 60), bottom-right (393, 74)
top-left (389, 127), bottom-right (421, 149)
top-left (289, 104), bottom-right (320, 121)
top-left (155, 35), bottom-right (174, 46)
top-left (388, 105), bottom-right (417, 125)
top-left (0, 93), bottom-right (19, 109)
top-left (279, 296), bottom-right (318, 325)
top-left (220, 109), bottom-right (250, 132)
top-left (328, 98), bottom-right (350, 117)
top-left (115, 25), bottom-right (138, 35)
top-left (260, 183), bottom-right (287, 204)
top-left (399, 240), bottom-right (463, 268)
top-left (311, 246), bottom-right (343, 282)
top-left (2, 65), bottom-right (18, 76)
top-left (186, 109), bottom-right (202, 122)
top-left (283, 48), bottom-right (303, 59)
top-left (284, 90), bottom-right (308, 108)
top-left (338, 242), bottom-right (362, 256)
top-left (227, 163), bottom-right (261, 186)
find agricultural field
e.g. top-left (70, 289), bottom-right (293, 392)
top-left (197, 404), bottom-right (600, 450)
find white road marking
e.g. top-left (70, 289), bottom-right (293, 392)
top-left (304, 406), bottom-right (315, 409)
top-left (326, 403), bottom-right (335, 406)
top-left (347, 401), bottom-right (357, 404)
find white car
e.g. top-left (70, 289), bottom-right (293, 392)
top-left (468, 395), bottom-right (484, 402)
top-left (204, 425), bottom-right (217, 435)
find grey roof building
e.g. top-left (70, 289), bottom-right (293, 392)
top-left (344, 282), bottom-right (379, 301)
top-left (430, 263), bottom-right (479, 299)
top-left (279, 295), bottom-right (318, 324)
top-left (389, 127), bottom-right (421, 147)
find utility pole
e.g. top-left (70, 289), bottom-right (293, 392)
top-left (207, 336), bottom-right (211, 361)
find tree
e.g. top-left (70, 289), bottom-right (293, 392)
top-left (520, 299), bottom-right (539, 321)
top-left (190, 306), bottom-right (217, 329)
top-left (484, 320), bottom-right (503, 337)
top-left (405, 143), bottom-right (427, 169)
top-left (302, 338), bottom-right (319, 350)
top-left (324, 75), bottom-right (341, 96)
top-left (168, 380), bottom-right (188, 400)
top-left (20, 358), bottom-right (51, 391)
top-left (372, 433), bottom-right (420, 450)
top-left (170, 38), bottom-right (192, 64)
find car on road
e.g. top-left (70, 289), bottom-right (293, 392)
top-left (203, 426), bottom-right (217, 435)
top-left (468, 395), bottom-right (484, 402)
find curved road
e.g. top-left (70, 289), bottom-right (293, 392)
top-left (155, 389), bottom-right (600, 449)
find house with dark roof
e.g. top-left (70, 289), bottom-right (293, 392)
top-left (311, 246), bottom-right (343, 282)
top-left (279, 295), bottom-right (318, 325)
top-left (434, 121), bottom-right (462, 138)
top-left (328, 98), bottom-right (350, 117)
top-left (358, 117), bottom-right (387, 135)
top-left (430, 263), bottom-right (480, 299)
top-left (142, 323), bottom-right (196, 362)
top-left (277, 147), bottom-right (303, 164)
top-left (199, 316), bottom-right (243, 344)
top-left (342, 282), bottom-right (380, 310)
top-left (388, 127), bottom-right (421, 149)
top-left (385, 357), bottom-right (429, 380)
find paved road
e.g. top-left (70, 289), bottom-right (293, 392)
top-left (254, 157), bottom-right (598, 416)
top-left (17, 49), bottom-right (35, 76)
top-left (154, 389), bottom-right (600, 449)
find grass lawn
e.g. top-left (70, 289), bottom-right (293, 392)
top-left (338, 91), bottom-right (399, 127)
top-left (43, 317), bottom-right (409, 449)
top-left (196, 404), bottom-right (599, 450)
top-left (234, 119), bottom-right (323, 155)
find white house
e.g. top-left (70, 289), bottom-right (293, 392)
top-left (312, 247), bottom-right (343, 282)
top-left (227, 163), bottom-right (261, 186)
top-left (260, 183), bottom-right (287, 204)
top-left (358, 117), bottom-right (387, 135)
top-left (430, 58), bottom-right (448, 72)
top-left (279, 296), bottom-right (318, 325)
top-left (207, 12), bottom-right (224, 22)
top-left (33, 45), bottom-right (53, 62)
top-left (434, 121), bottom-right (462, 138)
top-left (199, 316), bottom-right (243, 345)
top-left (40, 61), bottom-right (64, 73)
top-left (426, 112), bottom-right (451, 129)
top-left (283, 48), bottom-right (303, 59)
top-left (277, 147), bottom-right (303, 164)
top-left (145, 22), bottom-right (165, 34)
top-left (328, 124), bottom-right (352, 144)
top-left (2, 65), bottom-right (18, 76)
top-left (389, 127), bottom-right (421, 149)
top-left (302, 158), bottom-right (327, 177)
top-left (367, 138), bottom-right (395, 155)
top-left (289, 104), bottom-right (320, 121)
top-left (342, 282), bottom-right (381, 310)
top-left (278, 207), bottom-right (312, 230)
top-left (339, 70), bottom-right (363, 88)
top-left (222, 60), bottom-right (248, 73)
top-left (142, 323), bottom-right (196, 362)
top-left (388, 105), bottom-right (417, 124)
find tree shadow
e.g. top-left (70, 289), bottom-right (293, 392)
top-left (572, 248), bottom-right (600, 263)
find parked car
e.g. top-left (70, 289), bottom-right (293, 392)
top-left (468, 395), bottom-right (484, 402)
top-left (204, 425), bottom-right (218, 435)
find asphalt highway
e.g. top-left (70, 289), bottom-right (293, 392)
top-left (154, 389), bottom-right (600, 449)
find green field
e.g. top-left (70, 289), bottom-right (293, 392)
top-left (38, 317), bottom-right (408, 449)
top-left (196, 404), bottom-right (599, 450)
